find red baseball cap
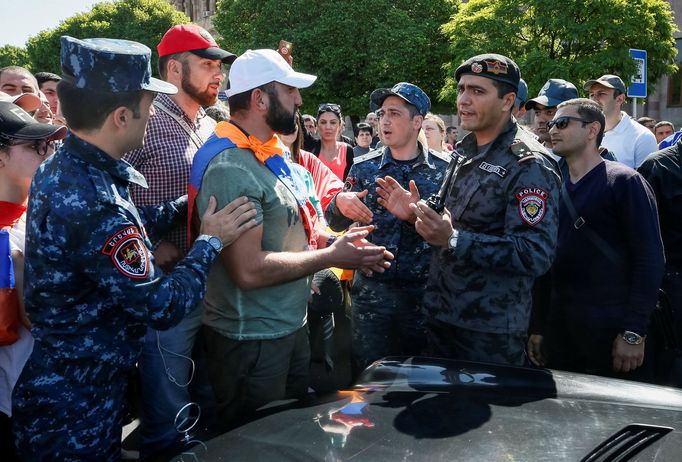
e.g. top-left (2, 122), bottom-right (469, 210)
top-left (157, 24), bottom-right (236, 64)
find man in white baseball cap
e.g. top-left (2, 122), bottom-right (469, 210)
top-left (189, 49), bottom-right (392, 429)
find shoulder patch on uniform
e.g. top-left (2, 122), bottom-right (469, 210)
top-left (101, 226), bottom-right (150, 279)
top-left (353, 150), bottom-right (383, 164)
top-left (429, 150), bottom-right (451, 163)
top-left (479, 161), bottom-right (507, 178)
top-left (515, 187), bottom-right (548, 227)
top-left (343, 175), bottom-right (357, 192)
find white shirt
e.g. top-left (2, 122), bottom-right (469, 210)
top-left (0, 214), bottom-right (34, 417)
top-left (602, 111), bottom-right (658, 168)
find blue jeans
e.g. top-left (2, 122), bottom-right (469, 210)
top-left (138, 305), bottom-right (215, 456)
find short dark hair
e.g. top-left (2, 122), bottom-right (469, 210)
top-left (158, 51), bottom-right (190, 80)
top-left (0, 65), bottom-right (38, 92)
top-left (557, 97), bottom-right (606, 147)
top-left (355, 122), bottom-right (372, 136)
top-left (490, 79), bottom-right (517, 100)
top-left (34, 72), bottom-right (61, 87)
top-left (654, 120), bottom-right (674, 131)
top-left (446, 126), bottom-right (456, 133)
top-left (57, 80), bottom-right (145, 131)
top-left (227, 81), bottom-right (276, 114)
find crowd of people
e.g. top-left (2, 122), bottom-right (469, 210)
top-left (0, 21), bottom-right (681, 461)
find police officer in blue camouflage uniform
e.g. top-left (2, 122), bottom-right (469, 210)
top-left (385, 55), bottom-right (560, 366)
top-left (326, 83), bottom-right (450, 374)
top-left (11, 36), bottom-right (256, 460)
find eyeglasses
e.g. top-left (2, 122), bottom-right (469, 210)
top-left (547, 116), bottom-right (592, 130)
top-left (318, 103), bottom-right (341, 115)
top-left (0, 139), bottom-right (56, 157)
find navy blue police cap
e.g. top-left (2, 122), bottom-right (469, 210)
top-left (370, 82), bottom-right (431, 117)
top-left (455, 53), bottom-right (520, 89)
top-left (60, 36), bottom-right (177, 94)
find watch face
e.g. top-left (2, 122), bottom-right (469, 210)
top-left (208, 236), bottom-right (222, 251)
top-left (623, 332), bottom-right (642, 345)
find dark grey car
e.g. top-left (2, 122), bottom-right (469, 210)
top-left (171, 357), bottom-right (682, 461)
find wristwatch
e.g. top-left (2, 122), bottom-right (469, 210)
top-left (621, 330), bottom-right (645, 345)
top-left (196, 234), bottom-right (223, 253)
top-left (447, 230), bottom-right (458, 250)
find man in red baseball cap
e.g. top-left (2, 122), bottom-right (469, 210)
top-left (123, 24), bottom-right (241, 457)
top-left (157, 24), bottom-right (236, 64)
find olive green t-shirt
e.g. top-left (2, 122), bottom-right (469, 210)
top-left (196, 146), bottom-right (310, 340)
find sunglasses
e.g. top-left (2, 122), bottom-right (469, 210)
top-left (547, 116), bottom-right (592, 130)
top-left (318, 103), bottom-right (341, 115)
top-left (0, 139), bottom-right (56, 157)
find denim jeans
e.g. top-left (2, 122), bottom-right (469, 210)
top-left (138, 305), bottom-right (215, 456)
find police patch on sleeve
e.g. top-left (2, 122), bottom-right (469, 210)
top-left (101, 226), bottom-right (150, 278)
top-left (516, 187), bottom-right (547, 227)
top-left (343, 176), bottom-right (357, 192)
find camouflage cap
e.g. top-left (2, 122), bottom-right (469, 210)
top-left (370, 82), bottom-right (431, 116)
top-left (60, 36), bottom-right (177, 94)
top-left (455, 53), bottom-right (520, 88)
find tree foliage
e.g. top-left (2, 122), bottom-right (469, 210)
top-left (24, 0), bottom-right (189, 76)
top-left (214, 0), bottom-right (459, 117)
top-left (0, 45), bottom-right (30, 70)
top-left (440, 0), bottom-right (678, 103)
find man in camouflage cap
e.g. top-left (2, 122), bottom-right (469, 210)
top-left (326, 82), bottom-right (450, 374)
top-left (384, 53), bottom-right (561, 366)
top-left (11, 36), bottom-right (257, 459)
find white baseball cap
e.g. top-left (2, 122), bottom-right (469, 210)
top-left (226, 49), bottom-right (316, 98)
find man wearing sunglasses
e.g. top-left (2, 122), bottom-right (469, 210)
top-left (536, 98), bottom-right (664, 380)
top-left (391, 54), bottom-right (561, 366)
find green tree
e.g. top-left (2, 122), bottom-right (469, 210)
top-left (214, 0), bottom-right (459, 117)
top-left (24, 0), bottom-right (189, 76)
top-left (440, 0), bottom-right (678, 103)
top-left (0, 45), bottom-right (30, 70)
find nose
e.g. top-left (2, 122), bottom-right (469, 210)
top-left (293, 88), bottom-right (303, 106)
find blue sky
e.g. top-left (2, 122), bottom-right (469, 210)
top-left (0, 0), bottom-right (113, 47)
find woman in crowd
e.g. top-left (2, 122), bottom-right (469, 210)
top-left (422, 112), bottom-right (452, 153)
top-left (308, 103), bottom-right (355, 181)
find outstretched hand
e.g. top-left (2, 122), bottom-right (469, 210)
top-left (328, 225), bottom-right (393, 272)
top-left (335, 190), bottom-right (373, 224)
top-left (376, 176), bottom-right (421, 223)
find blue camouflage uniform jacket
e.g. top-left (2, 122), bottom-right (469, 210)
top-left (425, 120), bottom-right (561, 335)
top-left (22, 134), bottom-right (219, 375)
top-left (326, 141), bottom-right (450, 282)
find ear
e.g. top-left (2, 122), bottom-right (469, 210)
top-left (615, 93), bottom-right (626, 106)
top-left (168, 58), bottom-right (182, 78)
top-left (501, 92), bottom-right (516, 112)
top-left (0, 150), bottom-right (8, 168)
top-left (110, 106), bottom-right (130, 130)
top-left (252, 88), bottom-right (268, 111)
top-left (412, 115), bottom-right (424, 130)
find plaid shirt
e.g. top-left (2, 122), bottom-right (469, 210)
top-left (124, 93), bottom-right (216, 254)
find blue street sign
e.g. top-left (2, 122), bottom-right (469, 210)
top-left (628, 48), bottom-right (647, 98)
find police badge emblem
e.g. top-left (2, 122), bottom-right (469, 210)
top-left (516, 187), bottom-right (547, 227)
top-left (101, 226), bottom-right (150, 278)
